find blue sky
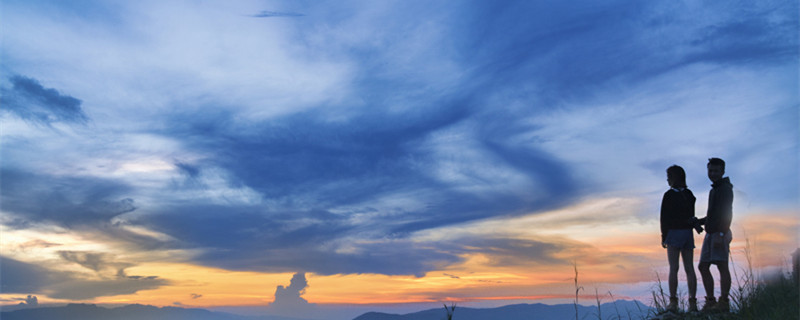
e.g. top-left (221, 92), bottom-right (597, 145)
top-left (1, 0), bottom-right (798, 317)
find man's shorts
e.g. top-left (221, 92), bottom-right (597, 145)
top-left (700, 230), bottom-right (732, 263)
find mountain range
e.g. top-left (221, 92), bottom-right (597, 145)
top-left (353, 300), bottom-right (652, 320)
top-left (0, 303), bottom-right (304, 320)
top-left (1, 300), bottom-right (653, 320)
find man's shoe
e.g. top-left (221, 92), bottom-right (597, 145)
top-left (701, 296), bottom-right (717, 313)
top-left (688, 297), bottom-right (698, 312)
top-left (666, 296), bottom-right (679, 312)
top-left (716, 296), bottom-right (730, 313)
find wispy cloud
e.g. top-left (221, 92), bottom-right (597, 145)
top-left (0, 256), bottom-right (167, 300)
top-left (1, 75), bottom-right (88, 125)
top-left (249, 10), bottom-right (304, 18)
top-left (0, 168), bottom-right (136, 228)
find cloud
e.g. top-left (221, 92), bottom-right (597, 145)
top-left (0, 256), bottom-right (58, 294)
top-left (1, 75), bottom-right (88, 125)
top-left (134, 204), bottom-right (461, 275)
top-left (0, 168), bottom-right (136, 227)
top-left (174, 161), bottom-right (200, 179)
top-left (270, 273), bottom-right (310, 310)
top-left (22, 295), bottom-right (39, 307)
top-left (190, 293), bottom-right (203, 299)
top-left (47, 275), bottom-right (167, 300)
top-left (117, 95), bottom-right (580, 275)
top-left (4, 295), bottom-right (41, 308)
top-left (249, 10), bottom-right (304, 18)
top-left (1, 0), bottom-right (796, 284)
top-left (460, 238), bottom-right (566, 267)
top-left (58, 251), bottom-right (133, 274)
top-left (13, 239), bottom-right (61, 252)
top-left (0, 255), bottom-right (167, 300)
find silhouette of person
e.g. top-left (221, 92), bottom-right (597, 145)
top-left (660, 165), bottom-right (698, 312)
top-left (697, 157), bottom-right (733, 312)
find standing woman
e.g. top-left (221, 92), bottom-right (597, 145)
top-left (660, 165), bottom-right (698, 312)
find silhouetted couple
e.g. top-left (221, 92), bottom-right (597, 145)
top-left (660, 158), bottom-right (733, 313)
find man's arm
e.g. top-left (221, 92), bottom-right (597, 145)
top-left (719, 185), bottom-right (734, 232)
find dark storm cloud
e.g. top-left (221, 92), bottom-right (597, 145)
top-left (0, 168), bottom-right (135, 227)
top-left (1, 75), bottom-right (88, 125)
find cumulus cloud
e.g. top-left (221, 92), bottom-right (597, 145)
top-left (270, 273), bottom-right (311, 310)
top-left (5, 295), bottom-right (41, 308)
top-left (1, 75), bottom-right (88, 125)
top-left (21, 295), bottom-right (38, 307)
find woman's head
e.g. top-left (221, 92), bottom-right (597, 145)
top-left (666, 165), bottom-right (686, 188)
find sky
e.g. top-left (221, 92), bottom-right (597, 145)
top-left (0, 0), bottom-right (798, 319)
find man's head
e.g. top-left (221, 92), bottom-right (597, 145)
top-left (707, 157), bottom-right (726, 182)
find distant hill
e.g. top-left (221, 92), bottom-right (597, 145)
top-left (0, 303), bottom-right (306, 320)
top-left (1, 300), bottom-right (653, 320)
top-left (353, 300), bottom-right (653, 320)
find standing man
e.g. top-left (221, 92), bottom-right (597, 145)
top-left (698, 157), bottom-right (733, 313)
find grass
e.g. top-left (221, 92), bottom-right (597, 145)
top-left (575, 261), bottom-right (584, 320)
top-left (734, 272), bottom-right (799, 319)
top-left (573, 242), bottom-right (798, 320)
top-left (647, 271), bottom-right (798, 320)
top-left (438, 245), bottom-right (798, 320)
top-left (443, 303), bottom-right (456, 320)
top-left (647, 240), bottom-right (799, 320)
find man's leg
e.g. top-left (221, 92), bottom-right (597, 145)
top-left (698, 261), bottom-right (714, 298)
top-left (698, 233), bottom-right (716, 311)
top-left (718, 262), bottom-right (731, 298)
top-left (717, 261), bottom-right (731, 312)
